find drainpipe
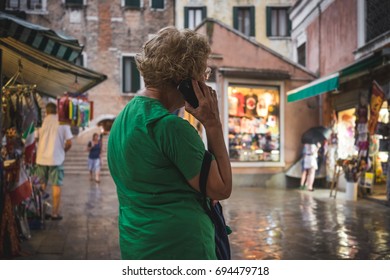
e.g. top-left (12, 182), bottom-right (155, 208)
top-left (387, 105), bottom-right (390, 203)
top-left (318, 2), bottom-right (323, 125)
top-left (0, 49), bottom-right (3, 218)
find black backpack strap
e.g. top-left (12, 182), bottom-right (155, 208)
top-left (199, 150), bottom-right (212, 197)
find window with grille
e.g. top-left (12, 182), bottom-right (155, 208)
top-left (266, 7), bottom-right (291, 37)
top-left (151, 0), bottom-right (164, 9)
top-left (297, 43), bottom-right (306, 67)
top-left (366, 0), bottom-right (390, 42)
top-left (184, 7), bottom-right (207, 29)
top-left (122, 56), bottom-right (141, 94)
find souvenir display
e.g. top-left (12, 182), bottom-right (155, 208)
top-left (228, 86), bottom-right (280, 162)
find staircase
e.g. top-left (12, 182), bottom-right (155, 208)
top-left (63, 127), bottom-right (110, 176)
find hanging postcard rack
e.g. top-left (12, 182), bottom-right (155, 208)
top-left (2, 59), bottom-right (37, 93)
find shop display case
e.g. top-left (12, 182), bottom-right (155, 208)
top-left (227, 85), bottom-right (280, 162)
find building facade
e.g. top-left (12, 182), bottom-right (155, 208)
top-left (176, 0), bottom-right (293, 58)
top-left (288, 0), bottom-right (390, 199)
top-left (4, 0), bottom-right (326, 187)
top-left (5, 0), bottom-right (175, 119)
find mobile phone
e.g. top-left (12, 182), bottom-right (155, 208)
top-left (177, 79), bottom-right (199, 108)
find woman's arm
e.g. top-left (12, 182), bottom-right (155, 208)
top-left (186, 80), bottom-right (232, 200)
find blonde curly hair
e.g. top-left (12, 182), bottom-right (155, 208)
top-left (135, 26), bottom-right (211, 89)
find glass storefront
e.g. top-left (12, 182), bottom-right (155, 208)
top-left (227, 84), bottom-right (280, 162)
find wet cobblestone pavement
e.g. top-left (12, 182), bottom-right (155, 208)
top-left (16, 175), bottom-right (390, 260)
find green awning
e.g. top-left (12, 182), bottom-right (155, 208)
top-left (287, 73), bottom-right (339, 102)
top-left (339, 49), bottom-right (389, 81)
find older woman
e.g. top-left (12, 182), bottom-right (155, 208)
top-left (107, 27), bottom-right (232, 260)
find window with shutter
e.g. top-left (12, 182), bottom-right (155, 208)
top-left (65, 0), bottom-right (83, 6)
top-left (233, 6), bottom-right (255, 37)
top-left (122, 56), bottom-right (141, 94)
top-left (6, 0), bottom-right (46, 10)
top-left (266, 7), bottom-right (291, 37)
top-left (184, 6), bottom-right (207, 29)
top-left (297, 43), bottom-right (306, 67)
top-left (151, 0), bottom-right (164, 9)
top-left (124, 0), bottom-right (140, 8)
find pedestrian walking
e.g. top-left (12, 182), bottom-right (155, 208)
top-left (34, 102), bottom-right (72, 220)
top-left (107, 26), bottom-right (232, 260)
top-left (87, 133), bottom-right (103, 183)
top-left (300, 142), bottom-right (320, 191)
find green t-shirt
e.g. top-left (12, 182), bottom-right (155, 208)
top-left (107, 96), bottom-right (216, 260)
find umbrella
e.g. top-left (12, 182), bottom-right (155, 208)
top-left (301, 126), bottom-right (331, 144)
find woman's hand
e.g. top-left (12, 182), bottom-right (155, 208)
top-left (184, 79), bottom-right (221, 129)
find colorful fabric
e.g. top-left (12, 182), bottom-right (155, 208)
top-left (22, 122), bottom-right (35, 164)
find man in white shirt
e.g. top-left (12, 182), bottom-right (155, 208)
top-left (35, 102), bottom-right (73, 220)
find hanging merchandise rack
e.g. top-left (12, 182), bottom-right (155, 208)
top-left (0, 60), bottom-right (46, 258)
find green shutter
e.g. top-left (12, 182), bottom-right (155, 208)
top-left (249, 6), bottom-right (255, 36)
top-left (125, 0), bottom-right (140, 7)
top-left (152, 0), bottom-right (164, 9)
top-left (66, 0), bottom-right (83, 5)
top-left (131, 58), bottom-right (140, 92)
top-left (122, 57), bottom-right (127, 92)
top-left (266, 6), bottom-right (272, 37)
top-left (287, 13), bottom-right (292, 36)
top-left (202, 6), bottom-right (207, 19)
top-left (184, 7), bottom-right (189, 28)
top-left (233, 7), bottom-right (238, 31)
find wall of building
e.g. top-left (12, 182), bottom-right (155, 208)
top-left (26, 0), bottom-right (174, 120)
top-left (294, 0), bottom-right (357, 76)
top-left (176, 0), bottom-right (293, 57)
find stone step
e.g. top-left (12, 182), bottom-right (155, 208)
top-left (61, 134), bottom-right (110, 176)
top-left (64, 170), bottom-right (111, 176)
top-left (64, 156), bottom-right (108, 162)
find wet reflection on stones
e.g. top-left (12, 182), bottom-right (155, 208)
top-left (222, 186), bottom-right (390, 260)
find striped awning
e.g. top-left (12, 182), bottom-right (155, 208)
top-left (1, 37), bottom-right (106, 97)
top-left (0, 12), bottom-right (83, 62)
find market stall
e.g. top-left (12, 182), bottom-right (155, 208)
top-left (0, 12), bottom-right (106, 258)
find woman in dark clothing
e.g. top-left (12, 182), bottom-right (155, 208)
top-left (87, 133), bottom-right (102, 183)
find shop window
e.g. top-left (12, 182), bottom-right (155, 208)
top-left (297, 43), bottom-right (306, 67)
top-left (233, 6), bottom-right (255, 37)
top-left (228, 85), bottom-right (280, 162)
top-left (184, 6), bottom-right (207, 29)
top-left (122, 56), bottom-right (141, 94)
top-left (373, 104), bottom-right (389, 183)
top-left (266, 7), bottom-right (291, 37)
top-left (151, 0), bottom-right (164, 9)
top-left (337, 109), bottom-right (356, 159)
